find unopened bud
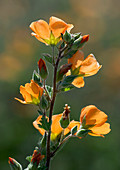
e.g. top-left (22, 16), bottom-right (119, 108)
top-left (80, 34), bottom-right (89, 43)
top-left (57, 64), bottom-right (72, 82)
top-left (38, 59), bottom-right (48, 79)
top-left (63, 31), bottom-right (71, 43)
top-left (72, 34), bottom-right (89, 50)
top-left (60, 104), bottom-right (70, 128)
top-left (31, 150), bottom-right (45, 167)
top-left (8, 157), bottom-right (22, 170)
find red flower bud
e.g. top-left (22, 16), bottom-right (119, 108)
top-left (38, 58), bottom-right (48, 79)
top-left (81, 34), bottom-right (89, 43)
top-left (8, 157), bottom-right (22, 169)
top-left (8, 157), bottom-right (14, 165)
top-left (38, 58), bottom-right (47, 72)
top-left (31, 150), bottom-right (45, 166)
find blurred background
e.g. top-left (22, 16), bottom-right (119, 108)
top-left (0, 0), bottom-right (120, 169)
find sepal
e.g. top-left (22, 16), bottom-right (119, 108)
top-left (76, 129), bottom-right (91, 138)
top-left (71, 125), bottom-right (78, 135)
top-left (60, 116), bottom-right (70, 129)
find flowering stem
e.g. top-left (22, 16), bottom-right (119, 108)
top-left (46, 48), bottom-right (61, 170)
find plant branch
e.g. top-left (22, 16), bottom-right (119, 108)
top-left (50, 134), bottom-right (72, 158)
top-left (46, 47), bottom-right (61, 170)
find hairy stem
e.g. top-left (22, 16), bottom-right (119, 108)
top-left (46, 48), bottom-right (61, 170)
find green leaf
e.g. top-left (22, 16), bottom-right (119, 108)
top-left (32, 70), bottom-right (40, 83)
top-left (26, 156), bottom-right (32, 163)
top-left (42, 53), bottom-right (52, 65)
top-left (45, 85), bottom-right (53, 98)
top-left (65, 50), bottom-right (77, 59)
top-left (40, 95), bottom-right (48, 109)
top-left (61, 75), bottom-right (78, 87)
top-left (60, 85), bottom-right (74, 92)
top-left (40, 132), bottom-right (47, 148)
top-left (38, 115), bottom-right (51, 131)
top-left (38, 110), bottom-right (44, 115)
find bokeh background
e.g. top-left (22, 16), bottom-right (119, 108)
top-left (0, 0), bottom-right (120, 169)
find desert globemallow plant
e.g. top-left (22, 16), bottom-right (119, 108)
top-left (8, 16), bottom-right (111, 170)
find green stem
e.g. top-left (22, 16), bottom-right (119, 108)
top-left (46, 47), bottom-right (61, 170)
top-left (50, 134), bottom-right (72, 158)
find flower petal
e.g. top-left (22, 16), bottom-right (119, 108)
top-left (49, 16), bottom-right (73, 38)
top-left (30, 19), bottom-right (50, 40)
top-left (80, 54), bottom-right (102, 76)
top-left (66, 24), bottom-right (74, 33)
top-left (51, 114), bottom-right (63, 134)
top-left (20, 85), bottom-right (32, 103)
top-left (14, 97), bottom-right (27, 104)
top-left (90, 123), bottom-right (111, 136)
top-left (33, 116), bottom-right (45, 136)
top-left (25, 80), bottom-right (43, 99)
top-left (64, 120), bottom-right (80, 135)
top-left (31, 32), bottom-right (48, 44)
top-left (80, 105), bottom-right (108, 126)
top-left (68, 50), bottom-right (84, 70)
top-left (72, 76), bottom-right (85, 88)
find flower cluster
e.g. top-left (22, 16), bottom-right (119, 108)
top-left (9, 16), bottom-right (111, 170)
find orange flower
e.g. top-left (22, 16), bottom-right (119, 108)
top-left (30, 16), bottom-right (73, 45)
top-left (15, 80), bottom-right (43, 105)
top-left (33, 113), bottom-right (73, 141)
top-left (68, 50), bottom-right (102, 88)
top-left (68, 105), bottom-right (111, 137)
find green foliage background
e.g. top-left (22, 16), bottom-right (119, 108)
top-left (0, 0), bottom-right (119, 169)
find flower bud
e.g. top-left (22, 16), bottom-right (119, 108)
top-left (80, 34), bottom-right (89, 43)
top-left (38, 59), bottom-right (48, 79)
top-left (57, 63), bottom-right (72, 82)
top-left (31, 150), bottom-right (45, 167)
top-left (63, 31), bottom-right (71, 43)
top-left (8, 157), bottom-right (22, 170)
top-left (60, 104), bottom-right (70, 128)
top-left (76, 129), bottom-right (91, 138)
top-left (72, 34), bottom-right (89, 50)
